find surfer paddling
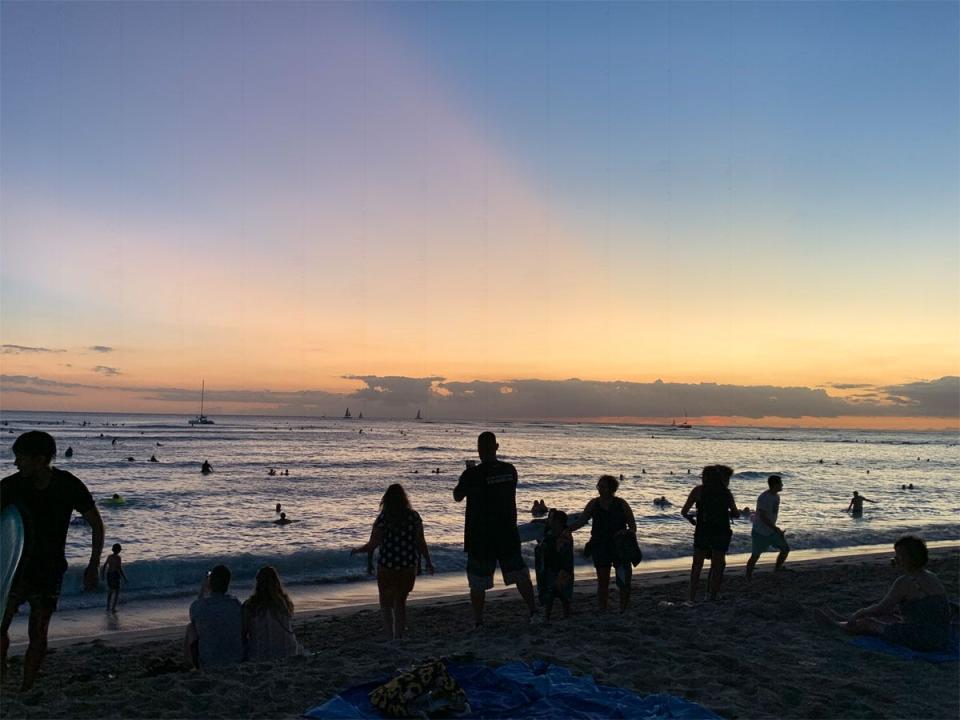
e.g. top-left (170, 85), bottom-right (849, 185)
top-left (1, 431), bottom-right (104, 691)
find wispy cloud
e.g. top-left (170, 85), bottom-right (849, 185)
top-left (88, 346), bottom-right (114, 353)
top-left (1, 344), bottom-right (66, 354)
top-left (93, 366), bottom-right (121, 377)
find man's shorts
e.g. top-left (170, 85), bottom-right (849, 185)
top-left (466, 534), bottom-right (529, 592)
top-left (751, 529), bottom-right (789, 555)
top-left (6, 571), bottom-right (64, 614)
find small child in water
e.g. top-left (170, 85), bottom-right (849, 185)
top-left (101, 543), bottom-right (128, 613)
top-left (536, 510), bottom-right (574, 622)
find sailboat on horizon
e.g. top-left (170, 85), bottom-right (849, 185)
top-left (188, 381), bottom-right (215, 426)
top-left (344, 408), bottom-right (352, 419)
top-left (415, 409), bottom-right (422, 420)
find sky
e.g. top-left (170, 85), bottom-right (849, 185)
top-left (1, 1), bottom-right (958, 428)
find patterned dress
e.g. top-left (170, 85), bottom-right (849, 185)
top-left (374, 509), bottom-right (422, 569)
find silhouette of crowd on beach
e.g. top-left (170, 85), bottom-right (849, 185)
top-left (0, 429), bottom-right (953, 689)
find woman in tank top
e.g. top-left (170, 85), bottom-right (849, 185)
top-left (681, 465), bottom-right (740, 602)
top-left (569, 474), bottom-right (637, 613)
top-left (816, 535), bottom-right (952, 652)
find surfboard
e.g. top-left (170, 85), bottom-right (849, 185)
top-left (518, 512), bottom-right (582, 543)
top-left (0, 505), bottom-right (25, 611)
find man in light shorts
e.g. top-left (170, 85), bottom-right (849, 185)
top-left (745, 474), bottom-right (789, 579)
top-left (454, 432), bottom-right (539, 628)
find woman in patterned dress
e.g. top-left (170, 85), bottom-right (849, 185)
top-left (352, 484), bottom-right (434, 639)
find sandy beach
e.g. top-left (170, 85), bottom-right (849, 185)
top-left (1, 548), bottom-right (957, 719)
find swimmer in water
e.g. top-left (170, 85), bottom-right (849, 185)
top-left (274, 512), bottom-right (292, 526)
top-left (201, 460), bottom-right (212, 474)
top-left (149, 455), bottom-right (158, 462)
top-left (275, 503), bottom-right (282, 514)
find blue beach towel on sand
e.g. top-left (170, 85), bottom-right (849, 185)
top-left (851, 627), bottom-right (960, 664)
top-left (305, 660), bottom-right (721, 719)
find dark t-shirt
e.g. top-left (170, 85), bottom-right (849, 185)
top-left (454, 459), bottom-right (519, 552)
top-left (0, 468), bottom-right (96, 581)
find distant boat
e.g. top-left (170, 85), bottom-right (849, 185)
top-left (415, 409), bottom-right (422, 420)
top-left (188, 381), bottom-right (215, 426)
top-left (672, 414), bottom-right (692, 429)
top-left (344, 408), bottom-right (352, 419)
top-left (358, 411), bottom-right (363, 419)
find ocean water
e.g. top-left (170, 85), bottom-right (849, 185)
top-left (0, 411), bottom-right (957, 610)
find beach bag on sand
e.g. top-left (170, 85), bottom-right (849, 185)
top-left (369, 659), bottom-right (469, 718)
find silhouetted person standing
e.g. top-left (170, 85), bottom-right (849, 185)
top-left (454, 432), bottom-right (538, 627)
top-left (1, 431), bottom-right (104, 691)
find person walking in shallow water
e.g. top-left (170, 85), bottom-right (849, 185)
top-left (454, 432), bottom-right (539, 628)
top-left (681, 465), bottom-right (739, 601)
top-left (745, 475), bottom-right (789, 579)
top-left (845, 490), bottom-right (876, 517)
top-left (101, 543), bottom-right (128, 612)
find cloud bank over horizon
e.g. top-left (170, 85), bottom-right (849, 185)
top-left (1, 374), bottom-right (956, 422)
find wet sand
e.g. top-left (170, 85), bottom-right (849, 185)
top-left (1, 548), bottom-right (957, 719)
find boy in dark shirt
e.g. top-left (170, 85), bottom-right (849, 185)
top-left (1, 431), bottom-right (104, 691)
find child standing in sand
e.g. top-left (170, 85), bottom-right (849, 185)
top-left (536, 510), bottom-right (574, 622)
top-left (101, 543), bottom-right (128, 613)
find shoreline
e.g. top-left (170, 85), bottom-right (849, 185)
top-left (9, 540), bottom-right (958, 652)
top-left (1, 547), bottom-right (956, 719)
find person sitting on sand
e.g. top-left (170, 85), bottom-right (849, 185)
top-left (274, 512), bottom-right (292, 525)
top-left (816, 536), bottom-right (951, 652)
top-left (680, 465), bottom-right (740, 602)
top-left (569, 475), bottom-right (638, 613)
top-left (100, 543), bottom-right (128, 613)
top-left (351, 484), bottom-right (434, 639)
top-left (530, 499), bottom-right (548, 516)
top-left (536, 509), bottom-right (574, 623)
top-left (242, 566), bottom-right (301, 661)
top-left (745, 475), bottom-right (789, 580)
top-left (185, 565), bottom-right (243, 669)
top-left (845, 490), bottom-right (876, 517)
